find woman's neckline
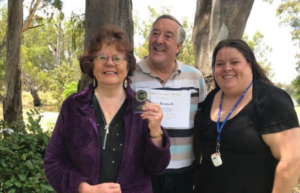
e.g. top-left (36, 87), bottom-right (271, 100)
top-left (209, 84), bottom-right (254, 123)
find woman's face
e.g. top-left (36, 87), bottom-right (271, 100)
top-left (93, 44), bottom-right (128, 88)
top-left (214, 47), bottom-right (253, 92)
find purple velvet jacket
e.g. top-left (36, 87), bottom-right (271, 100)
top-left (44, 84), bottom-right (171, 193)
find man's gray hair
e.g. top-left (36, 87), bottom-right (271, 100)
top-left (151, 14), bottom-right (186, 44)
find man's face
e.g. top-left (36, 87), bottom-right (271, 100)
top-left (148, 18), bottom-right (182, 66)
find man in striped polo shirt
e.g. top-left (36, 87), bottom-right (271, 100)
top-left (131, 15), bottom-right (207, 193)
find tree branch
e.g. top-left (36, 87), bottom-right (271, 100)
top-left (22, 0), bottom-right (42, 33)
top-left (35, 85), bottom-right (42, 91)
top-left (21, 70), bottom-right (35, 91)
top-left (48, 42), bottom-right (57, 52)
top-left (29, 0), bottom-right (35, 12)
top-left (27, 24), bottom-right (44, 30)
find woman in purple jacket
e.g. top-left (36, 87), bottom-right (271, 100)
top-left (44, 25), bottom-right (171, 193)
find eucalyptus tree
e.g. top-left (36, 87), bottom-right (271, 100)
top-left (21, 13), bottom-right (83, 107)
top-left (192, 0), bottom-right (254, 90)
top-left (4, 0), bottom-right (62, 124)
top-left (4, 0), bottom-right (23, 123)
top-left (0, 7), bottom-right (7, 101)
top-left (78, 0), bottom-right (134, 91)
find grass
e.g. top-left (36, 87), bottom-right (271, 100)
top-left (0, 91), bottom-right (60, 131)
top-left (22, 91), bottom-right (59, 112)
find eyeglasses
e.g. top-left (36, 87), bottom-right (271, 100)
top-left (94, 53), bottom-right (127, 65)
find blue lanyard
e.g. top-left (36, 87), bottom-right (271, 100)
top-left (216, 81), bottom-right (253, 142)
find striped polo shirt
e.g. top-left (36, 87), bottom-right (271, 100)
top-left (131, 57), bottom-right (207, 174)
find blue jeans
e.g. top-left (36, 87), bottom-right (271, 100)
top-left (151, 169), bottom-right (195, 193)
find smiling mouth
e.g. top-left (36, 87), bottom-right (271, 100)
top-left (154, 48), bottom-right (165, 52)
top-left (104, 72), bottom-right (117, 74)
top-left (223, 75), bottom-right (235, 79)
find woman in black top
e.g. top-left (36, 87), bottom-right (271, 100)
top-left (194, 39), bottom-right (300, 193)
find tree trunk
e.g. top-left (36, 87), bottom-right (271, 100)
top-left (3, 0), bottom-right (23, 124)
top-left (21, 71), bottom-right (42, 107)
top-left (193, 0), bottom-right (254, 91)
top-left (31, 89), bottom-right (41, 107)
top-left (78, 0), bottom-right (134, 92)
top-left (56, 21), bottom-right (62, 66)
top-left (48, 20), bottom-right (64, 67)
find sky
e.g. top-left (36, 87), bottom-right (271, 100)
top-left (62, 0), bottom-right (298, 84)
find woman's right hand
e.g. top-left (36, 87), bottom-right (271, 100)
top-left (78, 182), bottom-right (121, 193)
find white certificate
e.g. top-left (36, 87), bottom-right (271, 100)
top-left (149, 89), bottom-right (191, 128)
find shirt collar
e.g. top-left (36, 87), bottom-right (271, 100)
top-left (138, 56), bottom-right (182, 74)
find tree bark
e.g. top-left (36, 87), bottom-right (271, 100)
top-left (48, 21), bottom-right (64, 67)
top-left (55, 21), bottom-right (63, 66)
top-left (78, 0), bottom-right (134, 92)
top-left (31, 88), bottom-right (41, 107)
top-left (21, 71), bottom-right (42, 107)
top-left (193, 0), bottom-right (254, 91)
top-left (22, 0), bottom-right (42, 33)
top-left (4, 0), bottom-right (23, 124)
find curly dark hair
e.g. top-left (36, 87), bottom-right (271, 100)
top-left (211, 38), bottom-right (273, 89)
top-left (79, 24), bottom-right (136, 84)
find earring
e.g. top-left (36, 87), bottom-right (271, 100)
top-left (123, 78), bottom-right (128, 89)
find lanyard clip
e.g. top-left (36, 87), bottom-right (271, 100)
top-left (216, 141), bottom-right (221, 156)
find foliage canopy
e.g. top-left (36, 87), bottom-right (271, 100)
top-left (275, 0), bottom-right (300, 104)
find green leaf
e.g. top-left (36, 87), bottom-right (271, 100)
top-left (26, 160), bottom-right (34, 169)
top-left (18, 174), bottom-right (27, 181)
top-left (0, 157), bottom-right (5, 164)
top-left (28, 115), bottom-right (34, 122)
top-left (41, 184), bottom-right (54, 191)
top-left (36, 128), bottom-right (43, 135)
top-left (3, 180), bottom-right (13, 188)
top-left (14, 181), bottom-right (22, 187)
top-left (42, 135), bottom-right (49, 145)
top-left (11, 144), bottom-right (24, 150)
top-left (7, 189), bottom-right (16, 193)
top-left (30, 144), bottom-right (36, 152)
top-left (21, 154), bottom-right (27, 160)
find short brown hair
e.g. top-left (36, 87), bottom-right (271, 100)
top-left (79, 24), bottom-right (136, 84)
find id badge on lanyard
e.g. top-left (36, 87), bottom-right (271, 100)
top-left (211, 81), bottom-right (253, 167)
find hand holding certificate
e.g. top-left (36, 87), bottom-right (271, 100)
top-left (149, 90), bottom-right (191, 128)
top-left (133, 88), bottom-right (191, 128)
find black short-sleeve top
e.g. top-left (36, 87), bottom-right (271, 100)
top-left (195, 80), bottom-right (299, 193)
